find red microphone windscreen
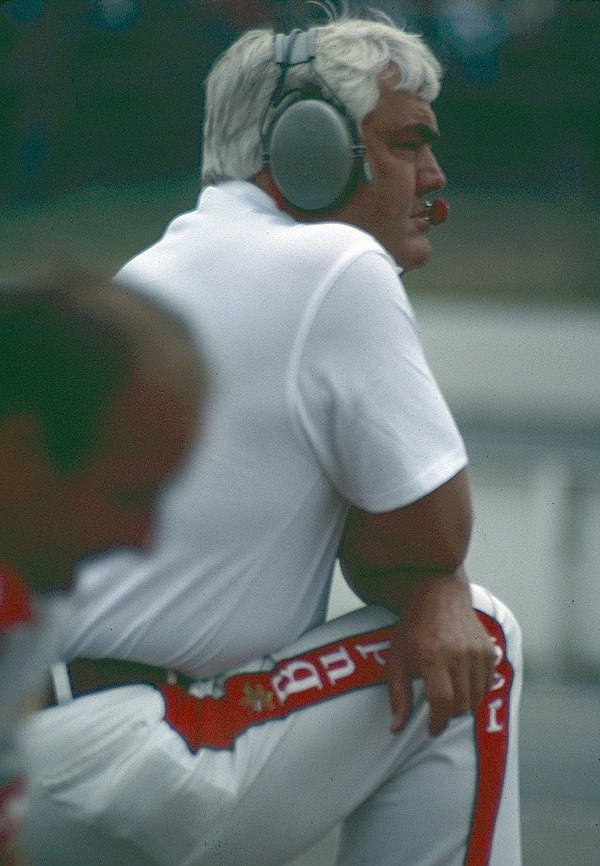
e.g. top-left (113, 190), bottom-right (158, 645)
top-left (428, 198), bottom-right (449, 225)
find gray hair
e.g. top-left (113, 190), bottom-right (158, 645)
top-left (201, 14), bottom-right (443, 186)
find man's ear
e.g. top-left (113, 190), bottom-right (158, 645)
top-left (0, 414), bottom-right (55, 501)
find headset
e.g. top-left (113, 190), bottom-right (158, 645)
top-left (261, 29), bottom-right (371, 214)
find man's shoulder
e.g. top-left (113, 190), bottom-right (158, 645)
top-left (115, 183), bottom-right (397, 299)
top-left (208, 180), bottom-right (392, 262)
top-left (298, 217), bottom-right (375, 245)
top-left (290, 218), bottom-right (394, 274)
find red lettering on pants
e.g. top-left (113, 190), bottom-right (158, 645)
top-left (159, 627), bottom-right (392, 752)
top-left (159, 609), bottom-right (514, 865)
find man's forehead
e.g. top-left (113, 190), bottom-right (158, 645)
top-left (365, 86), bottom-right (440, 136)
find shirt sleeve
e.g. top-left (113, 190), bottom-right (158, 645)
top-left (288, 248), bottom-right (468, 512)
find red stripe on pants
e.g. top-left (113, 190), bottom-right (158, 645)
top-left (464, 611), bottom-right (514, 866)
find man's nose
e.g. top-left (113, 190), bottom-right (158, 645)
top-left (418, 151), bottom-right (446, 195)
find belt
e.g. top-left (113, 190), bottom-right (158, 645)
top-left (48, 658), bottom-right (194, 706)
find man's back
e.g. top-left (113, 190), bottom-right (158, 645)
top-left (65, 182), bottom-right (375, 675)
top-left (65, 180), bottom-right (463, 680)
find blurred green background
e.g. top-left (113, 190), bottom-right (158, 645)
top-left (1, 0), bottom-right (598, 304)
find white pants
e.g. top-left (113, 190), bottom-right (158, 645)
top-left (20, 585), bottom-right (522, 866)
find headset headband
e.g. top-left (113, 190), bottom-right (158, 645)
top-left (274, 29), bottom-right (315, 68)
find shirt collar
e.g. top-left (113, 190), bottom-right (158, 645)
top-left (197, 180), bottom-right (283, 217)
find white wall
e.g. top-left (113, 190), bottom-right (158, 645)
top-left (414, 299), bottom-right (600, 428)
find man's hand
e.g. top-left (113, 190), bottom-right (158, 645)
top-left (386, 572), bottom-right (495, 736)
top-left (337, 471), bottom-right (493, 734)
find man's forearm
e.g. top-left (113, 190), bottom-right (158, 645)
top-left (338, 556), bottom-right (470, 615)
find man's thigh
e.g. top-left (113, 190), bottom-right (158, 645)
top-left (20, 607), bottom-right (415, 865)
top-left (337, 586), bottom-right (523, 866)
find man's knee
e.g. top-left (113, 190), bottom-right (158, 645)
top-left (470, 584), bottom-right (522, 663)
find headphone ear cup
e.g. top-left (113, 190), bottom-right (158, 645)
top-left (268, 99), bottom-right (357, 212)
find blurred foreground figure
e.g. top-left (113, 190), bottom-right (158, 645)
top-left (22, 9), bottom-right (522, 866)
top-left (0, 271), bottom-right (204, 864)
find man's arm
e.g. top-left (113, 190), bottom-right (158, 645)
top-left (338, 468), bottom-right (495, 735)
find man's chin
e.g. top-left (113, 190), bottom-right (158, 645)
top-left (393, 238), bottom-right (433, 273)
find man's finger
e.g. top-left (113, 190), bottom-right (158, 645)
top-left (427, 645), bottom-right (496, 735)
top-left (424, 667), bottom-right (454, 736)
top-left (471, 649), bottom-right (495, 710)
top-left (387, 652), bottom-right (414, 733)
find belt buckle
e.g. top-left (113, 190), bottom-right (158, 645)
top-left (50, 662), bottom-right (73, 705)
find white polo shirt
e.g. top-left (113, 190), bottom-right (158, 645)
top-left (64, 181), bottom-right (467, 678)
